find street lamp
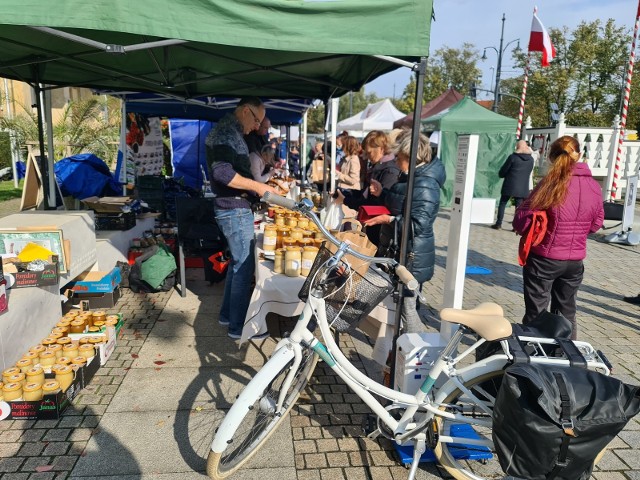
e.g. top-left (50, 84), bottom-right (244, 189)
top-left (482, 13), bottom-right (519, 112)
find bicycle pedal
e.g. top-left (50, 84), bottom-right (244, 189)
top-left (362, 414), bottom-right (378, 437)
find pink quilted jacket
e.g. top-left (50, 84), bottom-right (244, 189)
top-left (513, 163), bottom-right (604, 261)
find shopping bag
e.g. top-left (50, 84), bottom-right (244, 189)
top-left (323, 196), bottom-right (345, 230)
top-left (357, 205), bottom-right (391, 223)
top-left (327, 219), bottom-right (377, 277)
top-left (310, 158), bottom-right (326, 183)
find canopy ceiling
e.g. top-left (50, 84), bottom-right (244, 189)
top-left (0, 0), bottom-right (433, 99)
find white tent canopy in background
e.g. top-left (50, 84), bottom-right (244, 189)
top-left (336, 98), bottom-right (405, 135)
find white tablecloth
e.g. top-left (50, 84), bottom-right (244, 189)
top-left (241, 230), bottom-right (397, 365)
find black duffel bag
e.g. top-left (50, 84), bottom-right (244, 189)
top-left (493, 363), bottom-right (640, 480)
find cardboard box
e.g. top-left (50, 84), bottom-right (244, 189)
top-left (68, 267), bottom-right (121, 293)
top-left (4, 257), bottom-right (59, 288)
top-left (81, 196), bottom-right (133, 213)
top-left (0, 356), bottom-right (100, 420)
top-left (67, 316), bottom-right (122, 365)
top-left (72, 287), bottom-right (121, 309)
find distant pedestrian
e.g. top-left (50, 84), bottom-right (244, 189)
top-left (492, 140), bottom-right (534, 230)
top-left (513, 136), bottom-right (604, 339)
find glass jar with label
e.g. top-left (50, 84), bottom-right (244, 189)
top-left (301, 246), bottom-right (319, 276)
top-left (57, 356), bottom-right (72, 366)
top-left (70, 319), bottom-right (85, 334)
top-left (92, 311), bottom-right (107, 324)
top-left (275, 226), bottom-right (290, 249)
top-left (2, 382), bottom-right (22, 401)
top-left (7, 373), bottom-right (25, 387)
top-left (285, 212), bottom-right (298, 228)
top-left (263, 225), bottom-right (277, 252)
top-left (23, 382), bottom-right (43, 401)
top-left (39, 351), bottom-right (56, 368)
top-left (78, 344), bottom-right (96, 359)
top-left (2, 367), bottom-right (20, 384)
top-left (71, 357), bottom-right (87, 370)
top-left (274, 211), bottom-right (286, 226)
top-left (296, 216), bottom-right (309, 230)
top-left (273, 248), bottom-right (286, 274)
top-left (47, 344), bottom-right (63, 358)
top-left (290, 228), bottom-right (304, 243)
top-left (282, 236), bottom-right (298, 249)
top-left (41, 337), bottom-right (57, 348)
top-left (49, 332), bottom-right (63, 340)
top-left (284, 247), bottom-right (302, 277)
top-left (56, 337), bottom-right (73, 346)
top-left (52, 326), bottom-right (68, 337)
top-left (29, 345), bottom-right (46, 355)
top-left (55, 323), bottom-right (70, 334)
top-left (53, 365), bottom-right (74, 392)
top-left (63, 344), bottom-right (79, 359)
top-left (15, 358), bottom-right (32, 374)
top-left (42, 380), bottom-right (60, 396)
top-left (25, 366), bottom-right (45, 386)
top-left (21, 351), bottom-right (39, 364)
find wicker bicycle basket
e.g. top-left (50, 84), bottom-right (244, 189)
top-left (298, 245), bottom-right (394, 332)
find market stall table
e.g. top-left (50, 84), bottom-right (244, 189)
top-left (241, 232), bottom-right (397, 366)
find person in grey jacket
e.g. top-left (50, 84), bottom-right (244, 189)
top-left (491, 140), bottom-right (534, 230)
top-left (365, 130), bottom-right (446, 333)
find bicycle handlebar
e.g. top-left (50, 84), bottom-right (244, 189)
top-left (262, 192), bottom-right (420, 293)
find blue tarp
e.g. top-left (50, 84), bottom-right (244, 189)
top-left (54, 153), bottom-right (121, 199)
top-left (170, 119), bottom-right (213, 190)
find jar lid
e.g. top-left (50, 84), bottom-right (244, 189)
top-left (52, 365), bottom-right (72, 374)
top-left (41, 337), bottom-right (57, 345)
top-left (2, 382), bottom-right (21, 392)
top-left (22, 352), bottom-right (38, 360)
top-left (286, 246), bottom-right (302, 252)
top-left (15, 359), bottom-right (31, 368)
top-left (78, 337), bottom-right (91, 345)
top-left (51, 327), bottom-right (67, 334)
top-left (49, 332), bottom-right (63, 339)
top-left (62, 344), bottom-right (78, 351)
top-left (79, 344), bottom-right (95, 352)
top-left (23, 382), bottom-right (42, 392)
top-left (106, 315), bottom-right (119, 323)
top-left (29, 345), bottom-right (46, 354)
top-left (303, 246), bottom-right (319, 252)
top-left (26, 366), bottom-right (44, 376)
top-left (56, 337), bottom-right (72, 345)
top-left (42, 380), bottom-right (60, 391)
top-left (65, 311), bottom-right (79, 317)
top-left (39, 351), bottom-right (55, 359)
top-left (71, 356), bottom-right (87, 365)
top-left (88, 336), bottom-right (104, 344)
top-left (8, 373), bottom-right (25, 383)
top-left (93, 310), bottom-right (106, 317)
top-left (57, 319), bottom-right (71, 326)
top-left (57, 357), bottom-right (72, 365)
top-left (47, 344), bottom-right (62, 352)
top-left (3, 367), bottom-right (20, 377)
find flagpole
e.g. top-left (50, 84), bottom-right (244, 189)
top-left (515, 52), bottom-right (531, 140)
top-left (609, 0), bottom-right (640, 201)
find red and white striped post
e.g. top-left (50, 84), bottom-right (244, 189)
top-left (609, 0), bottom-right (640, 200)
top-left (515, 53), bottom-right (531, 139)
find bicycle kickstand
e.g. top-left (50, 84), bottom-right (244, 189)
top-left (407, 438), bottom-right (426, 480)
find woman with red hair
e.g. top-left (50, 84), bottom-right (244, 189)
top-left (513, 135), bottom-right (604, 339)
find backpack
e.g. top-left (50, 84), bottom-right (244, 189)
top-left (493, 363), bottom-right (640, 479)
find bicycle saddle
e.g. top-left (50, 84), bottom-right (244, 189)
top-left (440, 302), bottom-right (512, 341)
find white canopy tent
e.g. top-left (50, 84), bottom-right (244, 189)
top-left (336, 98), bottom-right (405, 135)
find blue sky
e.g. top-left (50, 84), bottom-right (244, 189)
top-left (366, 0), bottom-right (638, 100)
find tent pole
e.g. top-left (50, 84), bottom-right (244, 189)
top-left (32, 77), bottom-right (50, 210)
top-left (389, 57), bottom-right (427, 390)
top-left (301, 110), bottom-right (308, 185)
top-left (322, 100), bottom-right (328, 201)
top-left (330, 98), bottom-right (338, 193)
top-left (43, 88), bottom-right (57, 209)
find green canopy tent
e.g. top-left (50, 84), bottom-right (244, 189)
top-left (422, 97), bottom-right (517, 206)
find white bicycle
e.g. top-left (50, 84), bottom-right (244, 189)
top-left (206, 194), bottom-right (611, 480)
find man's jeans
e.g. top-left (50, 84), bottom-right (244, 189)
top-left (215, 207), bottom-right (255, 336)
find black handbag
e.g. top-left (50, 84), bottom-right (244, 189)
top-left (493, 363), bottom-right (640, 479)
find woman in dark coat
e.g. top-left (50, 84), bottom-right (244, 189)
top-left (365, 130), bottom-right (446, 332)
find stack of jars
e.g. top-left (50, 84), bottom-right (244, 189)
top-left (0, 313), bottom-right (109, 402)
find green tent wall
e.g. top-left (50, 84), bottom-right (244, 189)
top-left (422, 97), bottom-right (517, 206)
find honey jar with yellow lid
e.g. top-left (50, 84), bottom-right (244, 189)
top-left (42, 380), bottom-right (60, 395)
top-left (21, 351), bottom-right (39, 363)
top-left (92, 311), bottom-right (107, 323)
top-left (69, 319), bottom-right (86, 334)
top-left (64, 310), bottom-right (79, 318)
top-left (7, 373), bottom-right (25, 386)
top-left (2, 382), bottom-right (22, 401)
top-left (263, 224), bottom-right (277, 252)
top-left (22, 382), bottom-right (43, 401)
top-left (78, 344), bottom-right (96, 359)
top-left (57, 356), bottom-right (72, 366)
top-left (62, 344), bottom-right (79, 359)
top-left (55, 323), bottom-right (70, 333)
top-left (284, 212), bottom-right (298, 228)
top-left (78, 337), bottom-right (91, 345)
top-left (282, 236), bottom-right (298, 248)
top-left (70, 357), bottom-right (87, 370)
top-left (49, 332), bottom-right (64, 340)
top-left (301, 246), bottom-right (319, 277)
top-left (56, 336), bottom-right (72, 346)
top-left (47, 344), bottom-right (63, 358)
top-left (58, 317), bottom-right (72, 326)
top-left (15, 358), bottom-right (32, 373)
top-left (273, 248), bottom-right (286, 274)
top-left (88, 326), bottom-right (101, 333)
top-left (275, 226), bottom-right (291, 249)
top-left (88, 336), bottom-right (105, 345)
top-left (41, 337), bottom-right (57, 347)
top-left (51, 326), bottom-right (68, 336)
top-left (25, 366), bottom-right (45, 386)
top-left (29, 344), bottom-right (46, 355)
top-left (53, 365), bottom-right (74, 392)
top-left (106, 314), bottom-right (119, 324)
top-left (39, 351), bottom-right (56, 367)
top-left (284, 247), bottom-right (302, 277)
top-left (274, 211), bottom-right (286, 226)
top-left (2, 367), bottom-right (20, 383)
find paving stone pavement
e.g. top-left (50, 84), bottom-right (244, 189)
top-left (1, 205), bottom-right (640, 479)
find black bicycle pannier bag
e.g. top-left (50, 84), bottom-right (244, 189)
top-left (493, 364), bottom-right (640, 479)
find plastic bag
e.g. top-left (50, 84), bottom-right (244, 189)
top-left (323, 196), bottom-right (345, 230)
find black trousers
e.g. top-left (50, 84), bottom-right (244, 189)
top-left (522, 253), bottom-right (584, 339)
top-left (495, 194), bottom-right (524, 226)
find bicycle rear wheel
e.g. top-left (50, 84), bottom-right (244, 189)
top-left (207, 346), bottom-right (317, 479)
top-left (434, 370), bottom-right (507, 480)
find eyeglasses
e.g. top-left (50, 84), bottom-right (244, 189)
top-left (246, 107), bottom-right (262, 126)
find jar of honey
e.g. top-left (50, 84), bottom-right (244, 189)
top-left (290, 228), bottom-right (304, 243)
top-left (2, 382), bottom-right (22, 401)
top-left (51, 327), bottom-right (68, 337)
top-left (15, 358), bottom-right (32, 374)
top-left (275, 226), bottom-right (290, 249)
top-left (88, 336), bottom-right (105, 345)
top-left (69, 319), bottom-right (86, 334)
top-left (29, 345), bottom-right (46, 355)
top-left (78, 337), bottom-right (91, 345)
top-left (25, 366), bottom-right (45, 386)
top-left (301, 247), bottom-right (319, 277)
top-left (263, 225), bottom-right (277, 252)
top-left (64, 310), bottom-right (79, 319)
top-left (273, 248), bottom-right (285, 274)
top-left (7, 373), bottom-right (25, 387)
top-left (55, 323), bottom-right (70, 335)
top-left (88, 326), bottom-right (101, 334)
top-left (274, 211), bottom-right (286, 226)
top-left (297, 217), bottom-right (309, 229)
top-left (49, 332), bottom-right (63, 340)
top-left (47, 344), bottom-right (63, 358)
top-left (284, 212), bottom-right (298, 228)
top-left (57, 356), bottom-right (72, 366)
top-left (53, 365), bottom-right (74, 392)
top-left (92, 311), bottom-right (107, 324)
top-left (298, 238), bottom-right (313, 249)
top-left (22, 382), bottom-right (43, 401)
top-left (62, 344), bottom-right (79, 359)
top-left (282, 236), bottom-right (298, 248)
top-left (2, 367), bottom-right (20, 384)
top-left (39, 351), bottom-right (56, 368)
top-left (284, 247), bottom-right (302, 277)
top-left (21, 351), bottom-right (39, 364)
top-left (56, 337), bottom-right (73, 346)
top-left (106, 315), bottom-right (119, 325)
top-left (41, 337), bottom-right (57, 348)
top-left (78, 344), bottom-right (96, 359)
top-left (71, 357), bottom-right (87, 370)
top-left (42, 380), bottom-right (60, 396)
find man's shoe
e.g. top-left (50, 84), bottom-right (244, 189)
top-left (623, 295), bottom-right (640, 305)
top-left (228, 332), bottom-right (242, 340)
top-left (219, 320), bottom-right (230, 326)
top-left (490, 224), bottom-right (501, 230)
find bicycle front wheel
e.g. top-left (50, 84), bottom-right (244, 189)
top-left (207, 346), bottom-right (318, 479)
top-left (434, 370), bottom-right (507, 480)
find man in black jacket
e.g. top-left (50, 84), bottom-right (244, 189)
top-left (491, 140), bottom-right (534, 230)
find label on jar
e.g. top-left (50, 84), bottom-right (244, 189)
top-left (290, 261), bottom-right (299, 270)
top-left (264, 236), bottom-right (277, 246)
top-left (302, 259), bottom-right (314, 270)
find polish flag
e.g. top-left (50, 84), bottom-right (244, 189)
top-left (529, 12), bottom-right (556, 67)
